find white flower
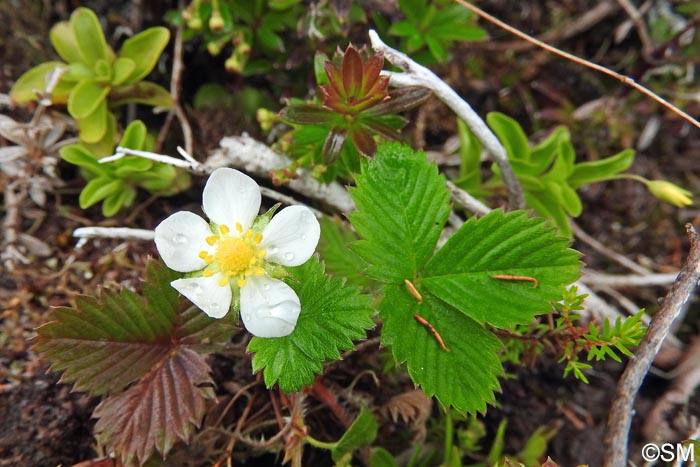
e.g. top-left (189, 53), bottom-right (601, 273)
top-left (154, 168), bottom-right (320, 338)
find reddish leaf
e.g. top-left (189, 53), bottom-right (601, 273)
top-left (362, 118), bottom-right (404, 141)
top-left (280, 104), bottom-right (336, 125)
top-left (351, 128), bottom-right (377, 156)
top-left (93, 348), bottom-right (214, 466)
top-left (361, 52), bottom-right (385, 94)
top-left (341, 45), bottom-right (363, 100)
top-left (323, 127), bottom-right (348, 165)
top-left (33, 260), bottom-right (235, 466)
top-left (364, 86), bottom-right (432, 117)
top-left (323, 61), bottom-right (345, 100)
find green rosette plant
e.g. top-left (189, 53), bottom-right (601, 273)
top-left (10, 7), bottom-right (172, 147)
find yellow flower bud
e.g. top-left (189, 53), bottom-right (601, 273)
top-left (646, 180), bottom-right (693, 207)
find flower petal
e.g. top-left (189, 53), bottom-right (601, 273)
top-left (154, 211), bottom-right (212, 272)
top-left (171, 274), bottom-right (232, 319)
top-left (240, 276), bottom-right (300, 338)
top-left (260, 206), bottom-right (320, 266)
top-left (202, 167), bottom-right (261, 230)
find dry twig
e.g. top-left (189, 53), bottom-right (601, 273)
top-left (604, 224), bottom-right (700, 467)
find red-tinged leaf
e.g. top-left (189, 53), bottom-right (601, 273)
top-left (323, 61), bottom-right (345, 100)
top-left (361, 52), bottom-right (385, 95)
top-left (364, 86), bottom-right (432, 117)
top-left (323, 127), bottom-right (348, 165)
top-left (280, 104), bottom-right (336, 125)
top-left (362, 118), bottom-right (404, 141)
top-left (351, 128), bottom-right (377, 157)
top-left (341, 45), bottom-right (364, 100)
top-left (93, 348), bottom-right (213, 467)
top-left (363, 75), bottom-right (390, 104)
top-left (33, 260), bottom-right (234, 466)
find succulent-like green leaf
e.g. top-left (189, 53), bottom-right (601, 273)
top-left (9, 62), bottom-right (64, 103)
top-left (380, 284), bottom-right (502, 413)
top-left (109, 81), bottom-right (173, 108)
top-left (70, 7), bottom-right (113, 66)
top-left (119, 27), bottom-right (171, 84)
top-left (120, 120), bottom-right (148, 150)
top-left (332, 408), bottom-right (378, 462)
top-left (33, 260), bottom-right (233, 466)
top-left (111, 58), bottom-right (136, 86)
top-left (79, 177), bottom-right (121, 209)
top-left (76, 98), bottom-right (109, 143)
top-left (49, 21), bottom-right (82, 64)
top-left (487, 112), bottom-right (530, 160)
top-left (348, 143), bottom-right (450, 283)
top-left (568, 148), bottom-right (635, 189)
top-left (422, 210), bottom-right (581, 328)
top-left (60, 144), bottom-right (108, 176)
top-left (68, 79), bottom-right (110, 119)
top-left (248, 256), bottom-right (374, 392)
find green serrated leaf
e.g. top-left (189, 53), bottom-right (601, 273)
top-left (349, 142), bottom-right (450, 283)
top-left (422, 210), bottom-right (581, 328)
top-left (332, 408), bottom-right (378, 462)
top-left (381, 284), bottom-right (502, 413)
top-left (10, 62), bottom-right (65, 103)
top-left (248, 256), bottom-right (374, 392)
top-left (119, 27), bottom-right (170, 84)
top-left (318, 216), bottom-right (371, 288)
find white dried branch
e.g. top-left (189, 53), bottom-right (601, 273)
top-left (580, 270), bottom-right (679, 288)
top-left (73, 227), bottom-right (155, 244)
top-left (368, 29), bottom-right (525, 210)
top-left (207, 134), bottom-right (355, 214)
top-left (100, 146), bottom-right (207, 174)
top-left (446, 181), bottom-right (492, 216)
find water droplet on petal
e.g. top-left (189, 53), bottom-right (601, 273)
top-left (284, 252), bottom-right (295, 261)
top-left (300, 234), bottom-right (307, 240)
top-left (174, 233), bottom-right (188, 244)
top-left (243, 313), bottom-right (252, 322)
top-left (238, 185), bottom-right (248, 193)
top-left (190, 283), bottom-right (202, 294)
top-left (269, 300), bottom-right (300, 324)
top-left (268, 246), bottom-right (279, 254)
top-left (263, 283), bottom-right (271, 291)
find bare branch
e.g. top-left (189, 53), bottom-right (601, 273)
top-left (446, 181), bottom-right (492, 216)
top-left (368, 30), bottom-right (525, 210)
top-left (604, 224), bottom-right (700, 467)
top-left (580, 270), bottom-right (679, 288)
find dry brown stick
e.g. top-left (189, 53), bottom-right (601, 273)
top-left (604, 224), bottom-right (700, 467)
top-left (476, 1), bottom-right (620, 52)
top-left (614, 0), bottom-right (655, 60)
top-left (454, 0), bottom-right (700, 131)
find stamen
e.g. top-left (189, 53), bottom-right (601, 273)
top-left (204, 255), bottom-right (213, 264)
top-left (218, 277), bottom-right (229, 287)
top-left (254, 233), bottom-right (263, 244)
top-left (220, 224), bottom-right (230, 235)
top-left (206, 235), bottom-right (219, 246)
top-left (235, 223), bottom-right (243, 233)
top-left (257, 250), bottom-right (266, 258)
top-left (203, 268), bottom-right (214, 277)
top-left (198, 251), bottom-right (208, 259)
top-left (245, 230), bottom-right (252, 240)
top-left (238, 278), bottom-right (246, 287)
top-left (255, 267), bottom-right (265, 275)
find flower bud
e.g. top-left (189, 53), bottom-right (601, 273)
top-left (646, 180), bottom-right (693, 207)
top-left (209, 11), bottom-right (225, 32)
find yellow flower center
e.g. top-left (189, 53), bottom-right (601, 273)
top-left (199, 223), bottom-right (266, 288)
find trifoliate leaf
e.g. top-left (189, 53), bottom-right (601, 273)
top-left (380, 284), bottom-right (502, 413)
top-left (332, 408), bottom-right (379, 462)
top-left (348, 142), bottom-right (450, 283)
top-left (422, 210), bottom-right (581, 328)
top-left (33, 260), bottom-right (234, 466)
top-left (33, 260), bottom-right (233, 395)
top-left (248, 256), bottom-right (374, 392)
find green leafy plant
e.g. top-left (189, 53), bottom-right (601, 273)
top-left (455, 112), bottom-right (692, 237)
top-left (60, 120), bottom-right (191, 217)
top-left (279, 45), bottom-right (431, 179)
top-left (388, 0), bottom-right (487, 64)
top-left (347, 142), bottom-right (581, 412)
top-left (10, 7), bottom-right (171, 146)
top-left (499, 286), bottom-right (647, 384)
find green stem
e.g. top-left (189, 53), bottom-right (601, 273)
top-left (304, 435), bottom-right (338, 451)
top-left (606, 173), bottom-right (649, 185)
top-left (443, 409), bottom-right (454, 466)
